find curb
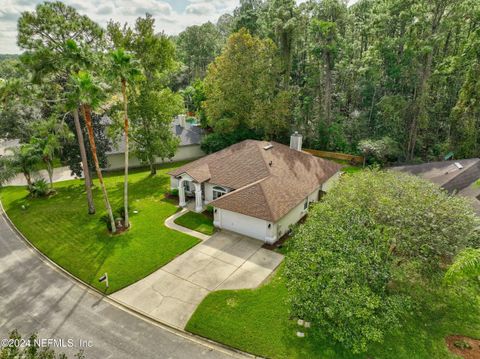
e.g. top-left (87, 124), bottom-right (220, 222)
top-left (0, 200), bottom-right (259, 359)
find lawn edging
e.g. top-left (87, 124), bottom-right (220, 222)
top-left (0, 199), bottom-right (256, 359)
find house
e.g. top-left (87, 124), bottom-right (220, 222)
top-left (106, 115), bottom-right (204, 170)
top-left (392, 158), bottom-right (480, 214)
top-left (168, 133), bottom-right (342, 243)
top-left (0, 139), bottom-right (19, 157)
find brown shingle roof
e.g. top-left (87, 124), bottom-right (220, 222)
top-left (169, 140), bottom-right (342, 221)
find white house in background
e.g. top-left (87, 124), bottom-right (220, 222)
top-left (0, 139), bottom-right (20, 156)
top-left (106, 115), bottom-right (205, 170)
top-left (168, 133), bottom-right (342, 243)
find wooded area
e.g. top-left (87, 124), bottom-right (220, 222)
top-left (1, 0), bottom-right (480, 164)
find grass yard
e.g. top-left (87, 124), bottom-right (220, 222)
top-left (174, 210), bottom-right (215, 235)
top-left (186, 265), bottom-right (480, 359)
top-left (0, 162), bottom-right (200, 293)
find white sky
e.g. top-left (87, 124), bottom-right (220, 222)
top-left (0, 0), bottom-right (358, 54)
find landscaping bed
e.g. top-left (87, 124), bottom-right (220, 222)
top-left (0, 163), bottom-right (200, 294)
top-left (174, 210), bottom-right (215, 235)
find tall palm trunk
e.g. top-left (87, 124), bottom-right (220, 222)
top-left (73, 108), bottom-right (95, 214)
top-left (121, 78), bottom-right (129, 228)
top-left (81, 104), bottom-right (116, 233)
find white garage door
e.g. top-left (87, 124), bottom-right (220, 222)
top-left (220, 210), bottom-right (267, 241)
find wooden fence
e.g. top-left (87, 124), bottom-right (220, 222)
top-left (304, 149), bottom-right (364, 165)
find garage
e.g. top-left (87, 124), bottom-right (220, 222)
top-left (216, 209), bottom-right (268, 241)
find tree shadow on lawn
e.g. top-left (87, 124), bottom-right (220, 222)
top-left (108, 173), bottom-right (170, 202)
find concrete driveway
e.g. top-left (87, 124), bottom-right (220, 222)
top-left (111, 231), bottom-right (284, 329)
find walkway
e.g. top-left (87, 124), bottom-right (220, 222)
top-left (111, 231), bottom-right (284, 329)
top-left (164, 207), bottom-right (211, 241)
top-left (0, 205), bottom-right (246, 359)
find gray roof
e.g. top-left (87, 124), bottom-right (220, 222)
top-left (0, 139), bottom-right (20, 156)
top-left (391, 158), bottom-right (480, 214)
top-left (391, 158), bottom-right (480, 193)
top-left (107, 122), bottom-right (203, 155)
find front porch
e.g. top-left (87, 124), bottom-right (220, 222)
top-left (171, 173), bottom-right (231, 214)
top-left (178, 177), bottom-right (204, 213)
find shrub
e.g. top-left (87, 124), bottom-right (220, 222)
top-left (116, 206), bottom-right (130, 219)
top-left (285, 169), bottom-right (479, 353)
top-left (205, 205), bottom-right (214, 214)
top-left (29, 179), bottom-right (52, 197)
top-left (454, 340), bottom-right (472, 350)
top-left (100, 214), bottom-right (112, 232)
top-left (170, 188), bottom-right (179, 197)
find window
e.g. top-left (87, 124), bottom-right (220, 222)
top-left (212, 186), bottom-right (227, 200)
top-left (304, 200), bottom-right (308, 210)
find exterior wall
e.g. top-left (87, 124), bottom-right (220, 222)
top-left (272, 187), bottom-right (320, 241)
top-left (204, 183), bottom-right (232, 204)
top-left (106, 144), bottom-right (204, 170)
top-left (213, 208), bottom-right (269, 242)
top-left (321, 171), bottom-right (341, 192)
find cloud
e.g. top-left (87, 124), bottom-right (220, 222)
top-left (0, 0), bottom-right (239, 53)
top-left (185, 2), bottom-right (216, 15)
top-left (0, 9), bottom-right (20, 21)
top-left (97, 5), bottom-right (114, 15)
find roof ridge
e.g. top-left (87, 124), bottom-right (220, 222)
top-left (257, 178), bottom-right (276, 222)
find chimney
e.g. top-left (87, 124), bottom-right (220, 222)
top-left (290, 131), bottom-right (302, 151)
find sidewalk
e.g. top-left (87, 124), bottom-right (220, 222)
top-left (164, 206), bottom-right (211, 241)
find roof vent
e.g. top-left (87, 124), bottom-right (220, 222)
top-left (263, 144), bottom-right (273, 150)
top-left (454, 162), bottom-right (463, 169)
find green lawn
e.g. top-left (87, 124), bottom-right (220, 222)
top-left (0, 162), bottom-right (200, 293)
top-left (174, 210), bottom-right (215, 235)
top-left (186, 265), bottom-right (480, 359)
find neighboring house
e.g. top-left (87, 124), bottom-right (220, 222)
top-left (392, 158), bottom-right (480, 214)
top-left (106, 115), bottom-right (205, 170)
top-left (169, 134), bottom-right (342, 243)
top-left (0, 139), bottom-right (20, 156)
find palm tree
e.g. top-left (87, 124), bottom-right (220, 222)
top-left (64, 39), bottom-right (97, 214)
top-left (108, 48), bottom-right (141, 229)
top-left (0, 144), bottom-right (41, 190)
top-left (70, 70), bottom-right (117, 233)
top-left (445, 248), bottom-right (480, 284)
top-left (30, 117), bottom-right (73, 189)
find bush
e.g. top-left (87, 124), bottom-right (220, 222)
top-left (170, 188), bottom-right (179, 197)
top-left (358, 136), bottom-right (401, 165)
top-left (29, 179), bottom-right (52, 197)
top-left (99, 214), bottom-right (112, 232)
top-left (285, 169), bottom-right (479, 353)
top-left (116, 206), bottom-right (130, 219)
top-left (205, 205), bottom-right (214, 214)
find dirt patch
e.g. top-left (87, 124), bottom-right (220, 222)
top-left (446, 335), bottom-right (480, 359)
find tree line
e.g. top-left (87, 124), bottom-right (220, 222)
top-left (175, 0), bottom-right (480, 162)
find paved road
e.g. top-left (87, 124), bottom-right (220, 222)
top-left (5, 166), bottom-right (78, 186)
top-left (0, 210), bottom-right (245, 359)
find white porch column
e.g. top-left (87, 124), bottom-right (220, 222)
top-left (178, 179), bottom-right (186, 207)
top-left (194, 182), bottom-right (203, 213)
